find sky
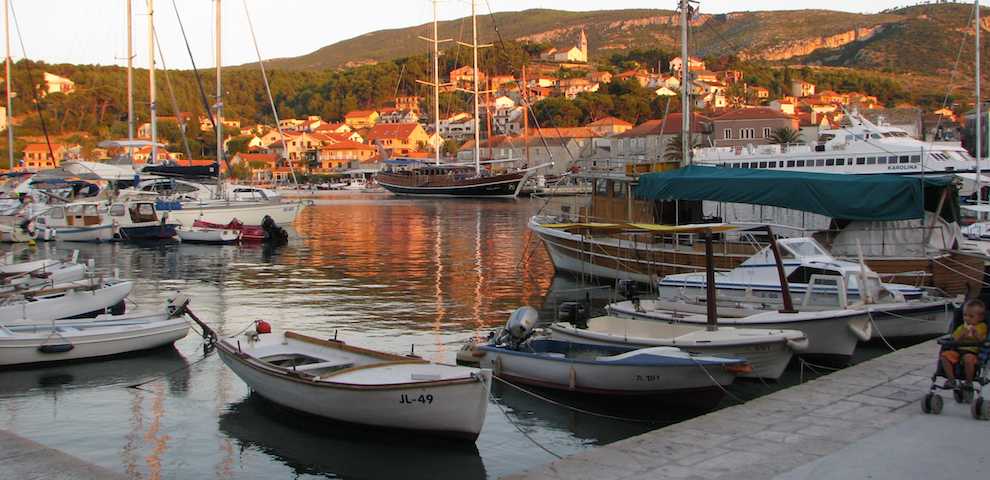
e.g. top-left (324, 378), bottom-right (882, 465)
top-left (10, 0), bottom-right (923, 69)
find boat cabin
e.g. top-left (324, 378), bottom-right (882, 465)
top-left (59, 203), bottom-right (105, 227)
top-left (109, 201), bottom-right (160, 224)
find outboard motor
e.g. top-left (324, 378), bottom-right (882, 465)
top-left (618, 279), bottom-right (641, 311)
top-left (499, 306), bottom-right (540, 349)
top-left (261, 215), bottom-right (288, 246)
top-left (557, 301), bottom-right (589, 326)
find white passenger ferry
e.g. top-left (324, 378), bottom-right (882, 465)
top-left (693, 111), bottom-right (976, 175)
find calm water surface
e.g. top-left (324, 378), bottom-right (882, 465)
top-left (0, 194), bottom-right (888, 479)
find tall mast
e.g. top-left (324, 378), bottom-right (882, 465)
top-left (471, 0), bottom-right (480, 176)
top-left (431, 0), bottom-right (440, 165)
top-left (148, 0), bottom-right (157, 165)
top-left (679, 0), bottom-right (691, 166)
top-left (215, 0), bottom-right (223, 186)
top-left (978, 0), bottom-right (983, 205)
top-left (126, 0), bottom-right (134, 162)
top-left (4, 0), bottom-right (12, 171)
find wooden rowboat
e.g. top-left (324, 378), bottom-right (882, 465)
top-left (216, 330), bottom-right (491, 441)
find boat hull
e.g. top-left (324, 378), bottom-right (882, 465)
top-left (546, 326), bottom-right (794, 380)
top-left (217, 345), bottom-right (490, 440)
top-left (377, 172), bottom-right (526, 198)
top-left (51, 224), bottom-right (115, 243)
top-left (0, 315), bottom-right (189, 367)
top-left (164, 201), bottom-right (302, 226)
top-left (608, 300), bottom-right (869, 365)
top-left (0, 281), bottom-right (134, 325)
top-left (177, 228), bottom-right (241, 244)
top-left (116, 223), bottom-right (179, 241)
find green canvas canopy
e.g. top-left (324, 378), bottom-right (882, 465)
top-left (634, 166), bottom-right (957, 222)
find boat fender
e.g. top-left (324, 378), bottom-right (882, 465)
top-left (786, 336), bottom-right (810, 352)
top-left (848, 320), bottom-right (873, 342)
top-left (255, 319), bottom-right (272, 334)
top-left (723, 362), bottom-right (754, 376)
top-left (38, 343), bottom-right (74, 354)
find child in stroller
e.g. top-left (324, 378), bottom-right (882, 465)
top-left (921, 299), bottom-right (990, 419)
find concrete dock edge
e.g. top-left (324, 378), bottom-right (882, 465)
top-left (504, 339), bottom-right (945, 480)
top-left (0, 428), bottom-right (127, 480)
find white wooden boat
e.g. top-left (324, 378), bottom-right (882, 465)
top-left (473, 337), bottom-right (745, 399)
top-left (547, 316), bottom-right (807, 380)
top-left (0, 279), bottom-right (133, 325)
top-left (0, 222), bottom-right (32, 243)
top-left (216, 329), bottom-right (490, 440)
top-left (176, 225), bottom-right (241, 244)
top-left (32, 203), bottom-right (115, 242)
top-left (0, 308), bottom-right (189, 367)
top-left (607, 299), bottom-right (871, 364)
top-left (165, 200), bottom-right (302, 227)
top-left (0, 261), bottom-right (87, 294)
top-left (657, 237), bottom-right (956, 339)
top-left (0, 258), bottom-right (62, 275)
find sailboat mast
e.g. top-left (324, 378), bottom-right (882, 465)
top-left (4, 0), bottom-right (11, 171)
top-left (215, 0), bottom-right (223, 188)
top-left (679, 0), bottom-right (691, 166)
top-left (978, 0), bottom-right (983, 205)
top-left (432, 0), bottom-right (440, 166)
top-left (148, 0), bottom-right (157, 164)
top-left (126, 0), bottom-right (134, 162)
top-left (471, 0), bottom-right (480, 176)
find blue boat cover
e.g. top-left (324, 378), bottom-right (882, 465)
top-left (634, 166), bottom-right (955, 221)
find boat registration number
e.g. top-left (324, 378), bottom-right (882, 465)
top-left (635, 375), bottom-right (662, 382)
top-left (399, 393), bottom-right (434, 405)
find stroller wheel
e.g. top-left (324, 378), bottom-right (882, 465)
top-left (973, 397), bottom-right (989, 421)
top-left (923, 393), bottom-right (943, 414)
top-left (953, 388), bottom-right (965, 404)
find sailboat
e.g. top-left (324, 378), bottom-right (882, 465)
top-left (375, 0), bottom-right (541, 198)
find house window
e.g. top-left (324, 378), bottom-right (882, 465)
top-left (723, 129), bottom-right (731, 140)
top-left (815, 159), bottom-right (824, 167)
top-left (867, 157), bottom-right (877, 165)
top-left (762, 127), bottom-right (771, 138)
top-left (911, 155), bottom-right (921, 163)
top-left (769, 161), bottom-right (777, 168)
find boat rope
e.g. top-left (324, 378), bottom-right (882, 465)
top-left (151, 25), bottom-right (195, 163)
top-left (924, 1), bottom-right (978, 150)
top-left (170, 0), bottom-right (216, 133)
top-left (490, 375), bottom-right (661, 425)
top-left (487, 381), bottom-right (563, 459)
top-left (931, 258), bottom-right (990, 288)
top-left (937, 253), bottom-right (989, 277)
top-left (687, 356), bottom-right (749, 405)
top-left (8, 2), bottom-right (56, 165)
top-left (867, 311), bottom-right (898, 353)
top-left (797, 358), bottom-right (841, 384)
top-left (126, 349), bottom-right (215, 391)
top-left (241, 0), bottom-right (299, 187)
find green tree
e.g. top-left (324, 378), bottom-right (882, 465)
top-left (532, 97), bottom-right (583, 127)
top-left (767, 127), bottom-right (802, 145)
top-left (663, 133), bottom-right (701, 163)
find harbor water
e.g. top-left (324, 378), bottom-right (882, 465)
top-left (0, 194), bottom-right (891, 479)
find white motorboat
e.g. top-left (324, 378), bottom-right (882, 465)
top-left (0, 278), bottom-right (133, 325)
top-left (656, 237), bottom-right (955, 339)
top-left (0, 257), bottom-right (87, 294)
top-left (607, 299), bottom-right (871, 364)
top-left (464, 307), bottom-right (748, 404)
top-left (32, 202), bottom-right (114, 242)
top-left (0, 300), bottom-right (190, 367)
top-left (107, 200), bottom-right (179, 241)
top-left (547, 316), bottom-right (807, 380)
top-left (0, 258), bottom-right (62, 275)
top-left (216, 328), bottom-right (490, 440)
top-left (176, 225), bottom-right (241, 244)
top-left (163, 200), bottom-right (303, 227)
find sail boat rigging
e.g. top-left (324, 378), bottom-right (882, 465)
top-left (375, 0), bottom-right (544, 198)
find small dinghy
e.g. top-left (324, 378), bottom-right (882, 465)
top-left (548, 316), bottom-right (806, 381)
top-left (0, 295), bottom-right (191, 367)
top-left (466, 307), bottom-right (748, 402)
top-left (0, 278), bottom-right (133, 325)
top-left (216, 325), bottom-right (490, 441)
top-left (0, 252), bottom-right (86, 293)
top-left (177, 225), bottom-right (241, 244)
top-left (192, 216), bottom-right (286, 244)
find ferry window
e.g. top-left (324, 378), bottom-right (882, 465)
top-left (857, 157), bottom-right (866, 165)
top-left (910, 155), bottom-right (920, 163)
top-left (613, 182), bottom-right (626, 198)
top-left (825, 158), bottom-right (835, 166)
top-left (836, 158), bottom-right (846, 166)
top-left (109, 204), bottom-right (126, 217)
top-left (787, 160), bottom-right (795, 167)
top-left (871, 133), bottom-right (882, 139)
top-left (758, 162), bottom-right (767, 168)
top-left (49, 207), bottom-right (64, 219)
top-left (796, 160), bottom-right (806, 167)
top-left (899, 156), bottom-right (909, 164)
top-left (762, 127), bottom-right (771, 138)
top-left (867, 157), bottom-right (876, 165)
top-left (815, 159), bottom-right (825, 167)
top-left (878, 157), bottom-right (887, 164)
top-left (769, 161), bottom-right (777, 168)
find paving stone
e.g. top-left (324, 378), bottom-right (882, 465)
top-left (696, 450), bottom-right (767, 472)
top-left (674, 447), bottom-right (730, 467)
top-left (807, 400), bottom-right (862, 417)
top-left (846, 394), bottom-right (907, 409)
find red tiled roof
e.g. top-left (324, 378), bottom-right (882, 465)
top-left (586, 116), bottom-right (633, 127)
top-left (714, 108), bottom-right (796, 121)
top-left (615, 113), bottom-right (712, 137)
top-left (526, 127), bottom-right (598, 138)
top-left (23, 143), bottom-right (64, 153)
top-left (235, 153), bottom-right (278, 163)
top-left (344, 110), bottom-right (378, 118)
top-left (366, 123), bottom-right (422, 141)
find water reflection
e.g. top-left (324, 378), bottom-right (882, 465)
top-left (219, 393), bottom-right (487, 480)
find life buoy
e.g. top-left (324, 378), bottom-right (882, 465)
top-left (255, 319), bottom-right (272, 334)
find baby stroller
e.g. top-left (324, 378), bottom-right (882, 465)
top-left (920, 309), bottom-right (990, 420)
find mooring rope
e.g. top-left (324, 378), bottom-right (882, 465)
top-left (487, 378), bottom-right (563, 459)
top-left (491, 375), bottom-right (661, 424)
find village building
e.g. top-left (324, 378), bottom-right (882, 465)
top-left (343, 110), bottom-right (380, 129)
top-left (538, 29), bottom-right (588, 63)
top-left (586, 116), bottom-right (633, 137)
top-left (365, 123), bottom-right (432, 156)
top-left (439, 113), bottom-right (475, 140)
top-left (669, 56), bottom-right (706, 73)
top-left (791, 79), bottom-right (816, 98)
top-left (749, 86), bottom-right (770, 99)
top-left (609, 113), bottom-right (713, 168)
top-left (21, 143), bottom-right (67, 171)
top-left (41, 72), bottom-right (75, 95)
top-left (770, 97), bottom-right (798, 115)
top-left (394, 96), bottom-right (421, 113)
top-left (317, 140), bottom-right (377, 171)
top-left (589, 71), bottom-right (613, 84)
top-left (377, 108), bottom-right (420, 124)
top-left (712, 108), bottom-right (799, 148)
top-left (449, 66), bottom-right (486, 91)
top-left (556, 77), bottom-right (600, 99)
top-left (861, 107), bottom-right (924, 139)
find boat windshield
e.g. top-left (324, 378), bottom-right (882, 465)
top-left (782, 239), bottom-right (828, 258)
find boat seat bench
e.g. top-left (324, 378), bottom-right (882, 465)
top-left (289, 359), bottom-right (355, 373)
